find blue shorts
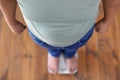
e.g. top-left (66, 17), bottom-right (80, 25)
top-left (28, 24), bottom-right (95, 58)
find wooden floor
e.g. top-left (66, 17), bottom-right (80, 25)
top-left (0, 1), bottom-right (120, 80)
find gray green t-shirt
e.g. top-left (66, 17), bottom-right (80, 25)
top-left (17, 0), bottom-right (100, 47)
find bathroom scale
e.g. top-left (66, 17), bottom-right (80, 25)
top-left (48, 52), bottom-right (78, 74)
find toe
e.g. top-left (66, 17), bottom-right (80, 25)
top-left (69, 65), bottom-right (78, 73)
top-left (71, 68), bottom-right (77, 73)
top-left (53, 67), bottom-right (59, 74)
top-left (69, 68), bottom-right (76, 73)
top-left (48, 66), bottom-right (58, 74)
top-left (70, 66), bottom-right (75, 73)
top-left (48, 67), bottom-right (53, 72)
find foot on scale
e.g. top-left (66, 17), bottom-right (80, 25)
top-left (48, 52), bottom-right (78, 74)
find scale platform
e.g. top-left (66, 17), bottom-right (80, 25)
top-left (48, 52), bottom-right (78, 74)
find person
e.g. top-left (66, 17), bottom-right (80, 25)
top-left (0, 0), bottom-right (120, 74)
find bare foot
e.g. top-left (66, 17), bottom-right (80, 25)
top-left (48, 53), bottom-right (59, 74)
top-left (65, 55), bottom-right (78, 73)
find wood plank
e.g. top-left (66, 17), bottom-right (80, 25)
top-left (85, 30), bottom-right (100, 80)
top-left (114, 8), bottom-right (120, 80)
top-left (0, 18), bottom-right (10, 80)
top-left (7, 29), bottom-right (24, 80)
top-left (76, 46), bottom-right (87, 80)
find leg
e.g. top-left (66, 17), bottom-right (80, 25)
top-left (27, 28), bottom-right (62, 74)
top-left (62, 46), bottom-right (79, 73)
top-left (63, 24), bottom-right (95, 73)
top-left (47, 47), bottom-right (62, 74)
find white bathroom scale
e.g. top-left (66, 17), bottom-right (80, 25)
top-left (48, 52), bottom-right (78, 74)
